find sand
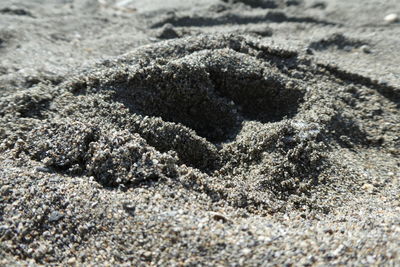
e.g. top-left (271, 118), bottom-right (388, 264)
top-left (0, 0), bottom-right (399, 266)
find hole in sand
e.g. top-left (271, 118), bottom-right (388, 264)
top-left (111, 62), bottom-right (304, 143)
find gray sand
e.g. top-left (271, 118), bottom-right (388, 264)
top-left (0, 0), bottom-right (399, 266)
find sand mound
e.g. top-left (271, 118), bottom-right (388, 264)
top-left (2, 34), bottom-right (397, 214)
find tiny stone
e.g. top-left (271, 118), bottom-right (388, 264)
top-left (324, 228), bottom-right (334, 235)
top-left (367, 255), bottom-right (375, 264)
top-left (67, 257), bottom-right (76, 264)
top-left (343, 46), bottom-right (352, 52)
top-left (35, 166), bottom-right (51, 173)
top-left (122, 203), bottom-right (136, 216)
top-left (360, 45), bottom-right (371, 54)
top-left (361, 183), bottom-right (374, 192)
top-left (241, 248), bottom-right (251, 255)
top-left (211, 212), bottom-right (231, 223)
top-left (384, 13), bottom-right (398, 23)
top-left (305, 48), bottom-right (314, 55)
top-left (48, 211), bottom-right (64, 222)
top-left (141, 251), bottom-right (152, 260)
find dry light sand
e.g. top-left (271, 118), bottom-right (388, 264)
top-left (0, 0), bottom-right (399, 266)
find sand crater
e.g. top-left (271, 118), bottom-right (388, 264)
top-left (111, 50), bottom-right (304, 143)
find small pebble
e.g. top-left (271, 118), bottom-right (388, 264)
top-left (241, 248), bottom-right (251, 255)
top-left (140, 251), bottom-right (152, 260)
top-left (360, 45), bottom-right (371, 54)
top-left (67, 257), bottom-right (76, 264)
top-left (48, 211), bottom-right (64, 222)
top-left (361, 183), bottom-right (374, 193)
top-left (305, 48), bottom-right (314, 55)
top-left (211, 212), bottom-right (231, 223)
top-left (343, 45), bottom-right (353, 52)
top-left (35, 166), bottom-right (51, 173)
top-left (122, 203), bottom-right (136, 216)
top-left (384, 13), bottom-right (398, 23)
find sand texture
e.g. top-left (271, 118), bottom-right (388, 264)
top-left (0, 0), bottom-right (399, 266)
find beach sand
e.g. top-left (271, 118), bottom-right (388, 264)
top-left (0, 0), bottom-right (399, 265)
